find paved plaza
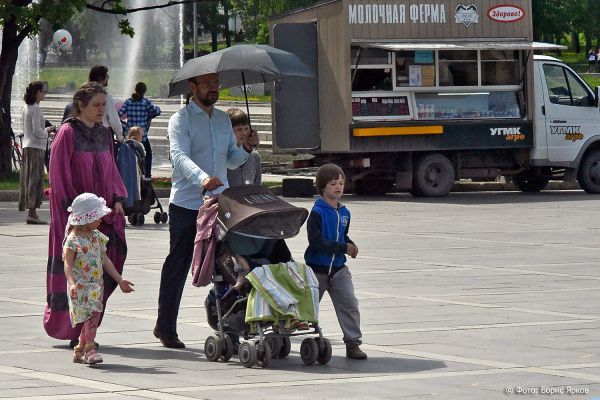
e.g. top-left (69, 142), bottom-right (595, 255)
top-left (1, 191), bottom-right (600, 399)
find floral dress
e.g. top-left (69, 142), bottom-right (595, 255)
top-left (63, 230), bottom-right (108, 327)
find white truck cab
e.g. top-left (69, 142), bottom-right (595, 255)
top-left (532, 55), bottom-right (600, 193)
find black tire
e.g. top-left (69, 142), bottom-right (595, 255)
top-left (264, 334), bottom-right (282, 359)
top-left (160, 212), bottom-right (169, 224)
top-left (153, 211), bottom-right (161, 224)
top-left (239, 342), bottom-right (257, 368)
top-left (513, 172), bottom-right (549, 193)
top-left (300, 338), bottom-right (319, 365)
top-left (315, 337), bottom-right (332, 365)
top-left (413, 154), bottom-right (455, 197)
top-left (137, 214), bottom-right (145, 225)
top-left (219, 333), bottom-right (234, 362)
top-left (578, 149), bottom-right (600, 193)
top-left (354, 177), bottom-right (394, 196)
top-left (128, 214), bottom-right (138, 226)
top-left (278, 337), bottom-right (291, 359)
top-left (257, 341), bottom-right (272, 369)
top-left (204, 335), bottom-right (223, 362)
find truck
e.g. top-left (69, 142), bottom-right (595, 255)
top-left (269, 0), bottom-right (600, 196)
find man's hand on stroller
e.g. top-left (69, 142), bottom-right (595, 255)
top-left (202, 176), bottom-right (224, 192)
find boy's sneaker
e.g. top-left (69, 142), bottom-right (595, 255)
top-left (346, 344), bottom-right (367, 360)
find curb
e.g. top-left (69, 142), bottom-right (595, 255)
top-left (0, 181), bottom-right (581, 202)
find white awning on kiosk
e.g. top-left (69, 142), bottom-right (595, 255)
top-left (358, 41), bottom-right (566, 51)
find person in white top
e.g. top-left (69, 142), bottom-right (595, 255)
top-left (88, 65), bottom-right (124, 142)
top-left (18, 81), bottom-right (54, 224)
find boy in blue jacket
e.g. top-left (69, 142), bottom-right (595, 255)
top-left (304, 163), bottom-right (366, 359)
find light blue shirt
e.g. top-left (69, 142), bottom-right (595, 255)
top-left (168, 101), bottom-right (249, 210)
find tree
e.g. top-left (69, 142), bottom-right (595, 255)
top-left (0, 0), bottom-right (201, 176)
top-left (231, 0), bottom-right (318, 43)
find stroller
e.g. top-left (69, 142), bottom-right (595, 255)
top-left (116, 139), bottom-right (168, 226)
top-left (201, 185), bottom-right (332, 368)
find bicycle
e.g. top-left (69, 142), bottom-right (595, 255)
top-left (11, 131), bottom-right (23, 172)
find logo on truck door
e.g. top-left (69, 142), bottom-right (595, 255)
top-left (455, 4), bottom-right (479, 27)
top-left (490, 127), bottom-right (525, 142)
top-left (550, 125), bottom-right (584, 142)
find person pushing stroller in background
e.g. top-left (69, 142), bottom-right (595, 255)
top-left (304, 163), bottom-right (367, 360)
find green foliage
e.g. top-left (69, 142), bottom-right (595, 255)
top-left (231, 0), bottom-right (318, 43)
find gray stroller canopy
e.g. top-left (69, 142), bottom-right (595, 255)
top-left (217, 185), bottom-right (308, 239)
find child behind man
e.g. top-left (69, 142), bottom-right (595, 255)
top-left (126, 126), bottom-right (146, 178)
top-left (227, 108), bottom-right (262, 187)
top-left (63, 193), bottom-right (134, 364)
top-left (304, 163), bottom-right (367, 359)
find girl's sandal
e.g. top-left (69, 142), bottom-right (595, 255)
top-left (84, 345), bottom-right (103, 365)
top-left (72, 345), bottom-right (85, 363)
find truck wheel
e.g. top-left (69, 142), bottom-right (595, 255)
top-left (413, 154), bottom-right (455, 197)
top-left (354, 176), bottom-right (394, 196)
top-left (512, 172), bottom-right (549, 193)
top-left (578, 149), bottom-right (600, 193)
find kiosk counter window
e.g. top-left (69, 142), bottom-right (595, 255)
top-left (414, 91), bottom-right (522, 119)
top-left (351, 45), bottom-right (525, 121)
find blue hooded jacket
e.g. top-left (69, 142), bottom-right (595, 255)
top-left (304, 198), bottom-right (354, 275)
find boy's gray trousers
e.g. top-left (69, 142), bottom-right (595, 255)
top-left (315, 267), bottom-right (362, 346)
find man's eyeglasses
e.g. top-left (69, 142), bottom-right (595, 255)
top-left (193, 80), bottom-right (221, 88)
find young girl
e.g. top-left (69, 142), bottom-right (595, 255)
top-left (63, 193), bottom-right (134, 364)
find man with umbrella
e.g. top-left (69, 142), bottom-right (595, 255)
top-left (154, 72), bottom-right (259, 349)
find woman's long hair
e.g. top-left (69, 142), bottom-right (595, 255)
top-left (23, 81), bottom-right (45, 105)
top-left (131, 82), bottom-right (147, 101)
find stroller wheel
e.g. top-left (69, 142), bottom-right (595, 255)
top-left (153, 211), bottom-right (161, 224)
top-left (278, 336), bottom-right (292, 359)
top-left (128, 214), bottom-right (138, 226)
top-left (315, 337), bottom-right (332, 365)
top-left (264, 334), bottom-right (282, 358)
top-left (217, 333), bottom-right (234, 362)
top-left (160, 212), bottom-right (168, 224)
top-left (239, 341), bottom-right (257, 368)
top-left (300, 338), bottom-right (318, 366)
top-left (204, 335), bottom-right (223, 362)
top-left (137, 214), bottom-right (145, 225)
top-left (256, 341), bottom-right (272, 369)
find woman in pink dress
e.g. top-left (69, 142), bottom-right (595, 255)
top-left (45, 82), bottom-right (128, 346)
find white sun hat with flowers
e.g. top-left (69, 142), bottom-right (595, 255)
top-left (67, 193), bottom-right (112, 226)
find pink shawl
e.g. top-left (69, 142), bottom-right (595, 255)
top-left (191, 196), bottom-right (219, 287)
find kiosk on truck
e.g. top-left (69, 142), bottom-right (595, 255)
top-left (270, 0), bottom-right (600, 196)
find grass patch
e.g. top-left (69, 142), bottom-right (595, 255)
top-left (0, 172), bottom-right (21, 190)
top-left (40, 67), bottom-right (271, 102)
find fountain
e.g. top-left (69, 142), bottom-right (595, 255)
top-left (4, 1), bottom-right (183, 142)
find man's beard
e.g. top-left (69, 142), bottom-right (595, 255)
top-left (197, 92), bottom-right (218, 107)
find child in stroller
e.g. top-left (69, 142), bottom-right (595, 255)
top-left (117, 127), bottom-right (168, 226)
top-left (197, 185), bottom-right (332, 368)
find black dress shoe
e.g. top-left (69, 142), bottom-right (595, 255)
top-left (153, 327), bottom-right (185, 349)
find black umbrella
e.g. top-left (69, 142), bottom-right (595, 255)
top-left (168, 44), bottom-right (314, 129)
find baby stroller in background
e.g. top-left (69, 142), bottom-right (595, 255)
top-left (202, 185), bottom-right (332, 368)
top-left (116, 139), bottom-right (168, 226)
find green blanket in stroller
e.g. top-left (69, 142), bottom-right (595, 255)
top-left (245, 261), bottom-right (319, 329)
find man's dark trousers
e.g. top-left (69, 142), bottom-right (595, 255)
top-left (156, 203), bottom-right (198, 337)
